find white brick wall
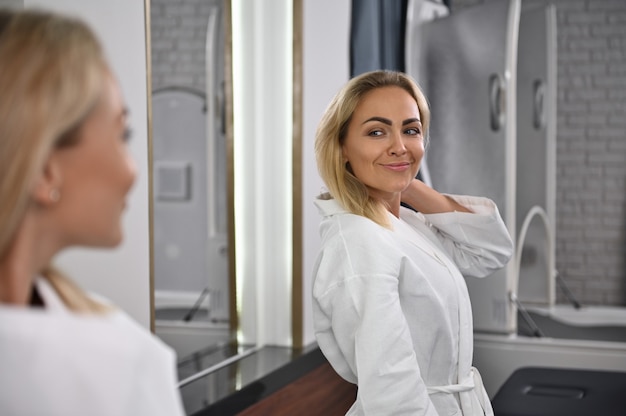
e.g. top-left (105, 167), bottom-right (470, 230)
top-left (452, 0), bottom-right (626, 306)
top-left (151, 0), bottom-right (219, 92)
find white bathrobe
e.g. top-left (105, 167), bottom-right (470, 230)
top-left (313, 195), bottom-right (513, 416)
top-left (0, 278), bottom-right (186, 416)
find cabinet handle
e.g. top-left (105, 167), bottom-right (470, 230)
top-left (533, 79), bottom-right (546, 130)
top-left (489, 74), bottom-right (505, 131)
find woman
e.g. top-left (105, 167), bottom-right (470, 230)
top-left (312, 70), bottom-right (514, 415)
top-left (0, 9), bottom-right (185, 416)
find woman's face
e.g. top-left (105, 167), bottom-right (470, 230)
top-left (51, 72), bottom-right (136, 248)
top-left (342, 86), bottom-right (424, 206)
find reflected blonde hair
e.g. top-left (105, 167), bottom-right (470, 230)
top-left (0, 9), bottom-right (110, 313)
top-left (314, 70), bottom-right (430, 227)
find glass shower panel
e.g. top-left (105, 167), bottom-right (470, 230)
top-left (516, 3), bottom-right (557, 307)
top-left (414, 0), bottom-right (520, 333)
top-left (153, 89), bottom-right (210, 297)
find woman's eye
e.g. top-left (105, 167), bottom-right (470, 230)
top-left (405, 127), bottom-right (421, 136)
top-left (368, 129), bottom-right (384, 137)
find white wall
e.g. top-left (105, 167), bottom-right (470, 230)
top-left (302, 0), bottom-right (350, 345)
top-left (24, 0), bottom-right (151, 328)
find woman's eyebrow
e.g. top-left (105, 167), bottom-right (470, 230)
top-left (362, 116), bottom-right (392, 125)
top-left (403, 118), bottom-right (421, 125)
top-left (362, 116), bottom-right (422, 126)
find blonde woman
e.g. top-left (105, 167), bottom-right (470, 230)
top-left (0, 9), bottom-right (185, 416)
top-left (313, 70), bottom-right (514, 415)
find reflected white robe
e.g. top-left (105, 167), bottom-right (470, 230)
top-left (0, 278), bottom-right (185, 416)
top-left (313, 195), bottom-right (513, 416)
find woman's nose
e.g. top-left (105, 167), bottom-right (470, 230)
top-left (389, 132), bottom-right (407, 156)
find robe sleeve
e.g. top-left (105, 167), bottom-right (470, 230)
top-left (316, 272), bottom-right (439, 416)
top-left (410, 195), bottom-right (514, 278)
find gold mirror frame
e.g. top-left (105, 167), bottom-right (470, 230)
top-left (145, 0), bottom-right (155, 333)
top-left (223, 0), bottom-right (238, 342)
top-left (291, 0), bottom-right (303, 348)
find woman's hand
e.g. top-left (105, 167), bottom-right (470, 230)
top-left (401, 178), bottom-right (472, 214)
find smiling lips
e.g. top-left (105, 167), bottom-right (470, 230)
top-left (382, 162), bottom-right (411, 171)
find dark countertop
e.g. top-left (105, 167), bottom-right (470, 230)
top-left (178, 343), bottom-right (325, 416)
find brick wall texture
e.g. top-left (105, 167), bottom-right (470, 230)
top-left (451, 0), bottom-right (626, 306)
top-left (151, 0), bottom-right (220, 92)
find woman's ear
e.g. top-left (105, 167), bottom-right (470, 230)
top-left (32, 154), bottom-right (63, 206)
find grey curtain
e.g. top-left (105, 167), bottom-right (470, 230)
top-left (350, 0), bottom-right (409, 77)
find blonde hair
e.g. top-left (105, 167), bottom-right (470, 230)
top-left (0, 9), bottom-right (110, 313)
top-left (314, 70), bottom-right (431, 227)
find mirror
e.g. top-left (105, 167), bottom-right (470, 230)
top-left (148, 0), bottom-right (303, 390)
top-left (149, 0), bottom-right (234, 368)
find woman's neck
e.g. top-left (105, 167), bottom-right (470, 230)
top-left (0, 214), bottom-right (56, 305)
top-left (0, 252), bottom-right (36, 305)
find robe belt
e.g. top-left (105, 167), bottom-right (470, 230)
top-left (426, 367), bottom-right (476, 395)
top-left (426, 367), bottom-right (491, 416)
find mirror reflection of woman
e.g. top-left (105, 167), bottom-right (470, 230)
top-left (0, 10), bottom-right (184, 416)
top-left (313, 70), bottom-right (514, 415)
